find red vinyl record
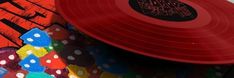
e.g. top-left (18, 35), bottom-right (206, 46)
top-left (55, 0), bottom-right (234, 64)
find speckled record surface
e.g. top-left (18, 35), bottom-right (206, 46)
top-left (55, 0), bottom-right (234, 64)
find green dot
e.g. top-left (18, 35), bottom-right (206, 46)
top-left (45, 40), bottom-right (64, 52)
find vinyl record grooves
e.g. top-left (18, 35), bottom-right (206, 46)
top-left (55, 0), bottom-right (234, 64)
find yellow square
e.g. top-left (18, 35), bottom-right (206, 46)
top-left (17, 44), bottom-right (48, 59)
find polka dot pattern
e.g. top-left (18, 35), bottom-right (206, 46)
top-left (44, 25), bottom-right (70, 40)
top-left (40, 51), bottom-right (66, 69)
top-left (3, 69), bottom-right (27, 78)
top-left (0, 48), bottom-right (21, 70)
top-left (1, 23), bottom-right (231, 78)
top-left (45, 68), bottom-right (69, 78)
top-left (59, 46), bottom-right (95, 67)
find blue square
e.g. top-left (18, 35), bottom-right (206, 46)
top-left (19, 54), bottom-right (45, 72)
top-left (20, 28), bottom-right (51, 47)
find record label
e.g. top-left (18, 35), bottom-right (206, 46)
top-left (115, 0), bottom-right (211, 28)
top-left (129, 0), bottom-right (198, 21)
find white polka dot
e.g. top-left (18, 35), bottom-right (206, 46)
top-left (51, 75), bottom-right (55, 77)
top-left (0, 60), bottom-right (6, 65)
top-left (24, 64), bottom-right (30, 68)
top-left (16, 73), bottom-right (25, 78)
top-left (46, 59), bottom-right (52, 63)
top-left (56, 70), bottom-right (62, 74)
top-left (26, 50), bottom-right (33, 55)
top-left (34, 47), bottom-right (40, 50)
top-left (67, 56), bottom-right (75, 60)
top-left (77, 70), bottom-right (84, 76)
top-left (69, 75), bottom-right (78, 78)
top-left (53, 43), bottom-right (58, 46)
top-left (27, 38), bottom-right (34, 42)
top-left (34, 33), bottom-right (41, 37)
top-left (74, 50), bottom-right (82, 55)
top-left (92, 70), bottom-right (98, 74)
top-left (55, 28), bottom-right (61, 31)
top-left (103, 64), bottom-right (110, 68)
top-left (69, 35), bottom-right (76, 40)
top-left (49, 46), bottom-right (53, 49)
top-left (48, 32), bottom-right (53, 35)
top-left (53, 55), bottom-right (59, 59)
top-left (30, 59), bottom-right (36, 63)
top-left (62, 40), bottom-right (68, 45)
top-left (8, 55), bottom-right (15, 60)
